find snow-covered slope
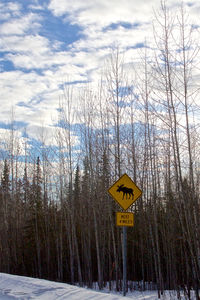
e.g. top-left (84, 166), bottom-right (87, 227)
top-left (0, 273), bottom-right (180, 300)
top-left (0, 273), bottom-right (157, 299)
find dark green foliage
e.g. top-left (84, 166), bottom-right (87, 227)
top-left (1, 159), bottom-right (10, 194)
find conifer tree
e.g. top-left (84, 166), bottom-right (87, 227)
top-left (0, 159), bottom-right (11, 272)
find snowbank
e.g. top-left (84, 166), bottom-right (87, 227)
top-left (0, 273), bottom-right (183, 299)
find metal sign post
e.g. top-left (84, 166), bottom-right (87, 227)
top-left (123, 226), bottom-right (127, 296)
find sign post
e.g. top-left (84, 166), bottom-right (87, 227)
top-left (108, 174), bottom-right (142, 296)
top-left (123, 226), bottom-right (127, 296)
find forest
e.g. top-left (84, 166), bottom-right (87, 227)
top-left (0, 3), bottom-right (200, 300)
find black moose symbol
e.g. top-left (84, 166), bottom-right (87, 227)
top-left (116, 184), bottom-right (134, 200)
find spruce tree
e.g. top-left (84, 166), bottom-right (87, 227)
top-left (0, 159), bottom-right (11, 272)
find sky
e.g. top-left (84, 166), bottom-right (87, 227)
top-left (0, 0), bottom-right (200, 158)
top-left (0, 272), bottom-right (190, 299)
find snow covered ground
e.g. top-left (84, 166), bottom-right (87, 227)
top-left (0, 273), bottom-right (191, 299)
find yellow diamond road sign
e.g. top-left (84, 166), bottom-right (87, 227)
top-left (108, 173), bottom-right (142, 210)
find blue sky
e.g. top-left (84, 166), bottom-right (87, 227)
top-left (0, 0), bottom-right (199, 157)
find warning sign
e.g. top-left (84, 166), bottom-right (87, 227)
top-left (108, 173), bottom-right (142, 210)
top-left (116, 212), bottom-right (134, 227)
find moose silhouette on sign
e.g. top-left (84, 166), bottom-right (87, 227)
top-left (116, 184), bottom-right (134, 200)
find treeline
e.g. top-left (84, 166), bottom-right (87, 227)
top-left (0, 3), bottom-right (200, 299)
top-left (0, 154), bottom-right (199, 298)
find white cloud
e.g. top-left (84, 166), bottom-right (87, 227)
top-left (0, 127), bottom-right (31, 157)
top-left (1, 34), bottom-right (50, 55)
top-left (48, 0), bottom-right (194, 29)
top-left (0, 12), bottom-right (41, 36)
top-left (48, 0), bottom-right (152, 26)
top-left (0, 71), bottom-right (49, 104)
top-left (28, 3), bottom-right (45, 11)
top-left (0, 2), bottom-right (21, 20)
top-left (26, 122), bottom-right (80, 148)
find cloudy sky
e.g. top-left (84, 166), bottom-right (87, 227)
top-left (0, 0), bottom-right (199, 153)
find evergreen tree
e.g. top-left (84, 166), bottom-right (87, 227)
top-left (1, 159), bottom-right (10, 194)
top-left (0, 159), bottom-right (11, 272)
top-left (22, 166), bottom-right (30, 205)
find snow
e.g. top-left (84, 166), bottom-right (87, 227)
top-left (0, 273), bottom-right (190, 299)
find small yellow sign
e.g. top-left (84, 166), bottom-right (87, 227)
top-left (116, 212), bottom-right (134, 227)
top-left (108, 173), bottom-right (142, 210)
